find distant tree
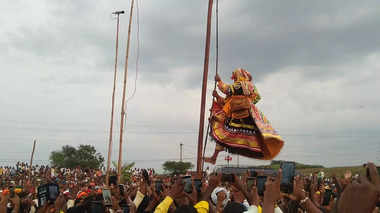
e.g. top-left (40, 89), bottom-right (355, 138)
top-left (112, 161), bottom-right (135, 184)
top-left (50, 145), bottom-right (104, 169)
top-left (162, 161), bottom-right (193, 174)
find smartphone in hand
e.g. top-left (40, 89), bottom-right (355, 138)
top-left (155, 180), bottom-right (163, 194)
top-left (193, 179), bottom-right (202, 192)
top-left (37, 183), bottom-right (59, 207)
top-left (182, 176), bottom-right (192, 194)
top-left (102, 189), bottom-right (112, 207)
top-left (221, 173), bottom-right (234, 182)
top-left (247, 177), bottom-right (256, 191)
top-left (280, 161), bottom-right (296, 193)
top-left (249, 170), bottom-right (258, 177)
top-left (119, 184), bottom-right (125, 196)
top-left (256, 176), bottom-right (267, 196)
top-left (322, 189), bottom-right (332, 206)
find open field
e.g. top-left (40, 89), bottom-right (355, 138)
top-left (298, 166), bottom-right (366, 177)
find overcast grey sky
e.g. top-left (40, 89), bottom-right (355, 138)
top-left (1, 0), bottom-right (379, 170)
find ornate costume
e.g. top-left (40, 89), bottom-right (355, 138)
top-left (207, 68), bottom-right (284, 163)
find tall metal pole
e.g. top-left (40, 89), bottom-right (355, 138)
top-left (118, 0), bottom-right (134, 183)
top-left (180, 143), bottom-right (183, 162)
top-left (197, 0), bottom-right (214, 174)
top-left (106, 10), bottom-right (124, 186)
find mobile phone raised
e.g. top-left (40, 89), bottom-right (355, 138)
top-left (247, 177), bottom-right (256, 191)
top-left (155, 180), bottom-right (163, 194)
top-left (182, 176), bottom-right (192, 194)
top-left (280, 161), bottom-right (296, 193)
top-left (102, 189), bottom-right (112, 207)
top-left (221, 173), bottom-right (234, 182)
top-left (193, 179), bottom-right (202, 192)
top-left (256, 176), bottom-right (267, 196)
top-left (322, 189), bottom-right (332, 206)
top-left (37, 183), bottom-right (59, 207)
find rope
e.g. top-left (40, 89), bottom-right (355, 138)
top-left (202, 0), bottom-right (219, 171)
top-left (126, 0), bottom-right (140, 104)
top-left (123, 0), bottom-right (140, 164)
top-left (124, 0), bottom-right (140, 147)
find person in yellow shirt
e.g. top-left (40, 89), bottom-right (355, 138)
top-left (154, 174), bottom-right (222, 213)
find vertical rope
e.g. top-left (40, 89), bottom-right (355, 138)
top-left (202, 0), bottom-right (219, 172)
top-left (124, 0), bottom-right (140, 167)
top-left (126, 0), bottom-right (140, 103)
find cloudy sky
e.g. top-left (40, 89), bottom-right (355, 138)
top-left (1, 0), bottom-right (379, 170)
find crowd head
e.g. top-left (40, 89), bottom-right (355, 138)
top-left (0, 161), bottom-right (379, 213)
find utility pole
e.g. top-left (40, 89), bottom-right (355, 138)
top-left (29, 139), bottom-right (36, 180)
top-left (180, 143), bottom-right (183, 162)
top-left (197, 0), bottom-right (214, 174)
top-left (118, 0), bottom-right (134, 183)
top-left (106, 10), bottom-right (124, 186)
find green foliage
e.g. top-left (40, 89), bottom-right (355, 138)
top-left (162, 161), bottom-right (193, 175)
top-left (50, 145), bottom-right (104, 169)
top-left (112, 161), bottom-right (135, 184)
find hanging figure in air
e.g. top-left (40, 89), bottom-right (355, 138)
top-left (204, 68), bottom-right (284, 164)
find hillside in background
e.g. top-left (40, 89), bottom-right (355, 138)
top-left (269, 160), bottom-right (324, 169)
top-left (217, 160), bottom-right (366, 178)
top-left (271, 160), bottom-right (365, 177)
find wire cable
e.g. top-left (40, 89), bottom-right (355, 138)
top-left (126, 0), bottom-right (140, 103)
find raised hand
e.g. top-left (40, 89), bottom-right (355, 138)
top-left (264, 169), bottom-right (282, 203)
top-left (247, 179), bottom-right (259, 206)
top-left (201, 173), bottom-right (222, 201)
top-left (189, 179), bottom-right (198, 204)
top-left (215, 73), bottom-right (221, 82)
top-left (212, 90), bottom-right (219, 98)
top-left (231, 174), bottom-right (245, 192)
top-left (338, 162), bottom-right (380, 213)
top-left (208, 173), bottom-right (222, 190)
top-left (168, 178), bottom-right (184, 199)
top-left (126, 195), bottom-right (137, 213)
top-left (293, 176), bottom-right (306, 201)
top-left (262, 170), bottom-right (282, 213)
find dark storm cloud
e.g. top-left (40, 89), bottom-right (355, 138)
top-left (5, 0), bottom-right (380, 88)
top-left (215, 0), bottom-right (380, 80)
top-left (136, 0), bottom-right (380, 87)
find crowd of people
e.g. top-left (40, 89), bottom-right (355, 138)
top-left (0, 161), bottom-right (379, 213)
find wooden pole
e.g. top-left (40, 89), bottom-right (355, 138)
top-left (197, 0), bottom-right (213, 174)
top-left (106, 11), bottom-right (123, 186)
top-left (29, 139), bottom-right (36, 179)
top-left (118, 0), bottom-right (134, 183)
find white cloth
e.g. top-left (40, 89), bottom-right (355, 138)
top-left (211, 187), bottom-right (230, 208)
top-left (242, 199), bottom-right (250, 209)
top-left (242, 205), bottom-right (282, 213)
top-left (243, 205), bottom-right (258, 213)
top-left (133, 191), bottom-right (145, 209)
top-left (275, 206), bottom-right (283, 213)
top-left (67, 200), bottom-right (75, 209)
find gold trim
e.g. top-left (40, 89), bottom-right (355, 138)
top-left (229, 122), bottom-right (255, 129)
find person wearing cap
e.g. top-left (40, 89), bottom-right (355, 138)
top-left (76, 191), bottom-right (88, 200)
top-left (211, 186), bottom-right (230, 212)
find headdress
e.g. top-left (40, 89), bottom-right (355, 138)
top-left (232, 68), bottom-right (252, 82)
